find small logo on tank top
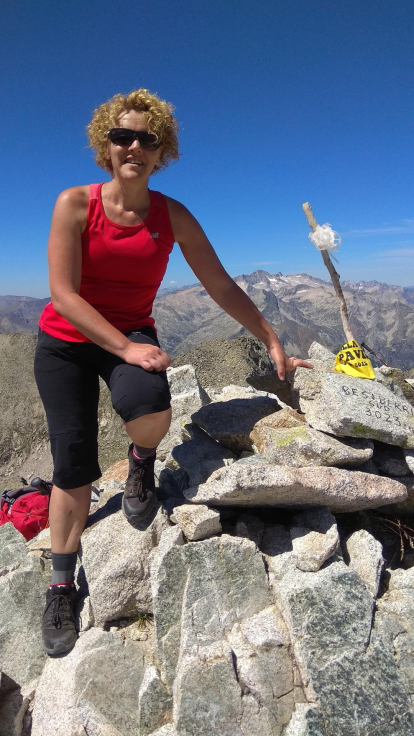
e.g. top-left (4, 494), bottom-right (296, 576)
top-left (151, 233), bottom-right (159, 239)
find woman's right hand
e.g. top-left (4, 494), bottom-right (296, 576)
top-left (122, 342), bottom-right (171, 372)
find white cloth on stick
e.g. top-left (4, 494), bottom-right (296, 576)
top-left (309, 223), bottom-right (341, 252)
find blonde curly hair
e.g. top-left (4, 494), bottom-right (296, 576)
top-left (87, 89), bottom-right (179, 174)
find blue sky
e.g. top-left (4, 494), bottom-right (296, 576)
top-left (2, 0), bottom-right (413, 297)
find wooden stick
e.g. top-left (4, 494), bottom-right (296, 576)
top-left (302, 202), bottom-right (354, 343)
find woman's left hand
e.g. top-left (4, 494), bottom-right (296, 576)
top-left (269, 343), bottom-right (313, 381)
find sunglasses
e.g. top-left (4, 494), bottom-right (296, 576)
top-left (107, 128), bottom-right (161, 151)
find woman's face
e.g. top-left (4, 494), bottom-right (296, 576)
top-left (107, 110), bottom-right (162, 182)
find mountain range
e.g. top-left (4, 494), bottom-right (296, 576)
top-left (1, 271), bottom-right (413, 369)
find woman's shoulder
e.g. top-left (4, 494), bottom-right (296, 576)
top-left (160, 195), bottom-right (201, 243)
top-left (55, 185), bottom-right (91, 208)
top-left (53, 185), bottom-right (94, 221)
top-left (162, 194), bottom-right (191, 219)
top-left (51, 185), bottom-right (94, 231)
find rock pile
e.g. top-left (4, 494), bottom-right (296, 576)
top-left (1, 342), bottom-right (414, 735)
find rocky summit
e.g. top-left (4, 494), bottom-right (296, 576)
top-left (1, 342), bottom-right (414, 735)
top-left (291, 367), bottom-right (414, 448)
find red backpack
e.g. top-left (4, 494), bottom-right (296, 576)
top-left (0, 477), bottom-right (51, 541)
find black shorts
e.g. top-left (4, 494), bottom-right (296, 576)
top-left (34, 327), bottom-right (171, 489)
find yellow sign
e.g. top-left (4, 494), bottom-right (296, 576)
top-left (334, 340), bottom-right (375, 380)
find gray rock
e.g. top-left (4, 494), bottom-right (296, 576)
top-left (235, 454), bottom-right (271, 466)
top-left (404, 448), bottom-right (414, 473)
top-left (158, 467), bottom-right (189, 500)
top-left (138, 665), bottom-right (173, 736)
top-left (212, 384), bottom-right (270, 400)
top-left (373, 441), bottom-right (411, 476)
top-left (374, 367), bottom-right (414, 405)
top-left (252, 406), bottom-right (306, 430)
top-left (0, 675), bottom-right (37, 736)
top-left (261, 524), bottom-right (295, 580)
top-left (345, 529), bottom-right (384, 598)
top-left (239, 605), bottom-right (290, 649)
top-left (170, 336), bottom-right (274, 393)
top-left (0, 523), bottom-right (27, 575)
top-left (378, 366), bottom-right (394, 376)
top-left (86, 479), bottom-right (123, 521)
top-left (158, 391), bottom-right (204, 460)
top-left (0, 537), bottom-right (50, 688)
top-left (251, 424), bottom-right (373, 467)
top-left (154, 457), bottom-right (166, 484)
top-left (291, 368), bottom-right (414, 448)
top-left (154, 535), bottom-right (271, 689)
top-left (350, 457), bottom-right (379, 475)
top-left (227, 614), bottom-right (294, 733)
top-left (191, 393), bottom-right (280, 453)
top-left (160, 496), bottom-right (187, 517)
top-left (171, 504), bottom-right (222, 541)
top-left (184, 463), bottom-right (407, 513)
top-left (285, 703), bottom-right (326, 735)
top-left (31, 628), bottom-right (146, 736)
top-left (147, 727), bottom-right (175, 736)
top-left (158, 366), bottom-right (206, 460)
top-left (273, 559), bottom-right (414, 735)
top-left (166, 364), bottom-right (203, 397)
top-left (157, 525), bottom-right (185, 562)
top-left (376, 567), bottom-right (414, 703)
top-left (80, 507), bottom-right (169, 625)
top-left (377, 475), bottom-right (414, 515)
top-left (307, 341), bottom-right (336, 368)
top-left (26, 529), bottom-right (52, 559)
top-left (246, 371), bottom-right (294, 407)
top-left (235, 513), bottom-right (265, 547)
top-left (172, 424), bottom-right (235, 485)
top-left (150, 526), bottom-right (185, 604)
top-left (101, 479), bottom-right (121, 491)
top-left (77, 595), bottom-right (94, 632)
top-left (290, 508), bottom-right (339, 572)
top-left (153, 535), bottom-right (294, 734)
top-left (386, 565), bottom-right (414, 593)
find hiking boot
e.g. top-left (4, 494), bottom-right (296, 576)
top-left (122, 444), bottom-right (157, 527)
top-left (42, 584), bottom-right (78, 656)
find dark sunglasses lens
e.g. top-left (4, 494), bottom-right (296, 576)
top-left (138, 133), bottom-right (160, 150)
top-left (108, 130), bottom-right (134, 146)
top-left (108, 129), bottom-right (160, 150)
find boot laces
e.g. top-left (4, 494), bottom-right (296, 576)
top-left (127, 463), bottom-right (148, 502)
top-left (46, 594), bottom-right (73, 629)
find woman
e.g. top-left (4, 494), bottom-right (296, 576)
top-left (35, 88), bottom-right (312, 655)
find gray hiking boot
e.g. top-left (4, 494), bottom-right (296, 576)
top-left (42, 584), bottom-right (78, 656)
top-left (122, 444), bottom-right (157, 527)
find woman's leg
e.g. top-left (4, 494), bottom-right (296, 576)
top-left (48, 483), bottom-right (93, 554)
top-left (34, 330), bottom-right (101, 654)
top-left (124, 407), bottom-right (172, 447)
top-left (99, 329), bottom-right (172, 526)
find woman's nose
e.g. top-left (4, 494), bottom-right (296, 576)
top-left (129, 137), bottom-right (142, 152)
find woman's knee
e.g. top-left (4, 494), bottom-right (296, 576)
top-left (110, 363), bottom-right (171, 423)
top-left (124, 408), bottom-right (172, 445)
top-left (114, 389), bottom-right (171, 420)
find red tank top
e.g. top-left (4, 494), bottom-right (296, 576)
top-left (39, 184), bottom-right (175, 342)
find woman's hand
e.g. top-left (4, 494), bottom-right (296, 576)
top-left (269, 343), bottom-right (313, 381)
top-left (122, 342), bottom-right (171, 372)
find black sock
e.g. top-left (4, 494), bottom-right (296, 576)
top-left (132, 444), bottom-right (156, 460)
top-left (51, 551), bottom-right (78, 586)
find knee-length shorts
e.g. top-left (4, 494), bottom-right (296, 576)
top-left (34, 327), bottom-right (171, 489)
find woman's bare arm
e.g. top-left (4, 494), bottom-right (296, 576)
top-left (47, 188), bottom-right (170, 371)
top-left (167, 197), bottom-right (313, 380)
